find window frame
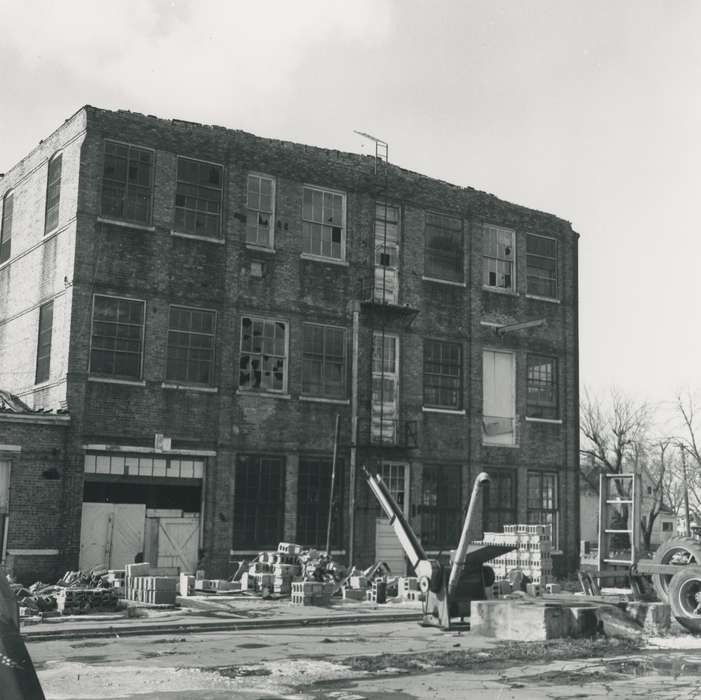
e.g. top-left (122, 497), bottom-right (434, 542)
top-left (420, 463), bottom-right (462, 548)
top-left (302, 323), bottom-right (347, 400)
top-left (173, 156), bottom-right (224, 239)
top-left (423, 339), bottom-right (462, 410)
top-left (100, 139), bottom-right (155, 226)
top-left (44, 152), bottom-right (62, 234)
top-left (296, 456), bottom-right (344, 548)
top-left (483, 469), bottom-right (517, 533)
top-left (527, 354), bottom-right (559, 420)
top-left (35, 300), bottom-right (54, 385)
top-left (89, 294), bottom-right (146, 381)
top-left (301, 184), bottom-right (347, 262)
top-left (238, 315), bottom-right (289, 394)
top-left (527, 470), bottom-right (559, 548)
top-left (166, 304), bottom-right (217, 386)
top-left (0, 190), bottom-right (13, 265)
top-left (424, 212), bottom-right (464, 284)
top-left (482, 224), bottom-right (516, 292)
top-left (526, 233), bottom-right (559, 300)
top-left (246, 172), bottom-right (276, 248)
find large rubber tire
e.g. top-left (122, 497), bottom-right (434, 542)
top-left (652, 536), bottom-right (701, 604)
top-left (668, 568), bottom-right (701, 634)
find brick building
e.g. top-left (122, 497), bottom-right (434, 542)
top-left (0, 106), bottom-right (580, 580)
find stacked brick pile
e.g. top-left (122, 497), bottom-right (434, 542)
top-left (290, 580), bottom-right (334, 606)
top-left (128, 576), bottom-right (178, 605)
top-left (55, 587), bottom-right (120, 614)
top-left (483, 524), bottom-right (553, 584)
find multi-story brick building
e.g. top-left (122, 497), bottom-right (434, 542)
top-left (0, 106), bottom-right (580, 582)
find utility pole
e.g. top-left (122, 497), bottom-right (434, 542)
top-left (682, 446), bottom-right (691, 537)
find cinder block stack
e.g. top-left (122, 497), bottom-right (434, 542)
top-left (56, 587), bottom-right (119, 613)
top-left (129, 576), bottom-right (178, 605)
top-left (366, 580), bottom-right (387, 604)
top-left (483, 524), bottom-right (553, 584)
top-left (290, 580), bottom-right (332, 606)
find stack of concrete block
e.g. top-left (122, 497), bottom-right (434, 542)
top-left (366, 580), bottom-right (387, 604)
top-left (103, 570), bottom-right (126, 596)
top-left (278, 542), bottom-right (303, 556)
top-left (56, 587), bottom-right (120, 613)
top-left (194, 579), bottom-right (240, 593)
top-left (399, 577), bottom-right (421, 601)
top-left (129, 576), bottom-right (178, 605)
top-left (483, 525), bottom-right (553, 584)
top-left (291, 580), bottom-right (332, 606)
top-left (179, 573), bottom-right (195, 597)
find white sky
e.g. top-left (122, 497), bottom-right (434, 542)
top-left (1, 0), bottom-right (699, 407)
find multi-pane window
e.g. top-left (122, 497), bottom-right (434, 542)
top-left (423, 340), bottom-right (462, 409)
top-left (101, 141), bottom-right (153, 224)
top-left (527, 234), bottom-right (558, 299)
top-left (483, 224), bottom-right (515, 291)
top-left (527, 471), bottom-right (559, 547)
top-left (89, 295), bottom-right (145, 380)
top-left (374, 202), bottom-right (400, 303)
top-left (239, 317), bottom-right (287, 392)
top-left (35, 301), bottom-right (54, 384)
top-left (424, 212), bottom-right (463, 283)
top-left (421, 463), bottom-right (461, 548)
top-left (233, 455), bottom-right (285, 549)
top-left (302, 186), bottom-right (346, 260)
top-left (0, 191), bottom-right (13, 264)
top-left (527, 355), bottom-right (558, 419)
top-left (84, 454), bottom-right (205, 479)
top-left (246, 174), bottom-right (275, 247)
top-left (296, 457), bottom-right (344, 548)
top-left (302, 324), bottom-right (346, 399)
top-left (45, 153), bottom-right (62, 234)
top-left (166, 306), bottom-right (216, 385)
top-left (483, 470), bottom-right (517, 532)
top-left (174, 157), bottom-right (223, 237)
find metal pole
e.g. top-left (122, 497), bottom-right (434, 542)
top-left (326, 414), bottom-right (341, 557)
top-left (682, 447), bottom-right (691, 537)
top-left (348, 302), bottom-right (360, 566)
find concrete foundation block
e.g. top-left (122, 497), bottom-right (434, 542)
top-left (620, 602), bottom-right (671, 635)
top-left (471, 600), bottom-right (570, 641)
top-left (565, 605), bottom-right (599, 637)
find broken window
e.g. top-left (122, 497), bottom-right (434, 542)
top-left (239, 316), bottom-right (287, 392)
top-left (421, 463), bottom-right (461, 548)
top-left (302, 186), bottom-right (346, 260)
top-left (527, 471), bottom-right (559, 548)
top-left (35, 301), bottom-right (54, 384)
top-left (296, 457), bottom-right (344, 548)
top-left (526, 234), bottom-right (558, 299)
top-left (166, 305), bottom-right (216, 385)
top-left (246, 173), bottom-right (275, 247)
top-left (483, 224), bottom-right (515, 291)
top-left (423, 339), bottom-right (462, 410)
top-left (424, 212), bottom-right (463, 283)
top-left (174, 157), bottom-right (223, 237)
top-left (0, 191), bottom-right (13, 264)
top-left (89, 295), bottom-right (145, 380)
top-left (483, 470), bottom-right (517, 533)
top-left (101, 140), bottom-right (153, 225)
top-left (527, 355), bottom-right (558, 419)
top-left (45, 152), bottom-right (62, 234)
top-left (302, 323), bottom-right (346, 399)
top-left (233, 455), bottom-right (285, 549)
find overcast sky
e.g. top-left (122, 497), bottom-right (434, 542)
top-left (1, 0), bottom-right (699, 408)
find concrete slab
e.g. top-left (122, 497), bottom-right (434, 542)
top-left (471, 600), bottom-right (570, 641)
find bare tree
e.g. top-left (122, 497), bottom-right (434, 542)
top-left (639, 439), bottom-right (674, 551)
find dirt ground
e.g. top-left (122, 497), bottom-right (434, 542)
top-left (27, 621), bottom-right (701, 699)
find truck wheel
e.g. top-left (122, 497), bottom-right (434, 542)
top-left (668, 568), bottom-right (701, 634)
top-left (651, 537), bottom-right (701, 604)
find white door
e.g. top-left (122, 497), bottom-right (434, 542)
top-left (375, 462), bottom-right (409, 576)
top-left (482, 350), bottom-right (516, 445)
top-left (372, 332), bottom-right (399, 444)
top-left (79, 503), bottom-right (145, 570)
top-left (374, 203), bottom-right (400, 304)
top-left (156, 516), bottom-right (200, 572)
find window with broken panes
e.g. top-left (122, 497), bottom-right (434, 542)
top-left (424, 212), bottom-right (463, 283)
top-left (84, 454), bottom-right (204, 478)
top-left (482, 224), bottom-right (515, 291)
top-left (527, 355), bottom-right (558, 419)
top-left (527, 471), bottom-right (558, 548)
top-left (239, 316), bottom-right (287, 392)
top-left (89, 295), bottom-right (145, 380)
top-left (526, 234), bottom-right (558, 299)
top-left (166, 306), bottom-right (216, 385)
top-left (233, 455), bottom-right (285, 549)
top-left (421, 463), bottom-right (462, 548)
top-left (296, 457), bottom-right (344, 548)
top-left (0, 190), bottom-right (13, 264)
top-left (302, 323), bottom-right (346, 399)
top-left (174, 157), bottom-right (223, 237)
top-left (302, 186), bottom-right (345, 260)
top-left (246, 173), bottom-right (275, 247)
top-left (483, 469), bottom-right (517, 533)
top-left (101, 141), bottom-right (153, 225)
top-left (423, 339), bottom-right (462, 410)
top-left (45, 153), bottom-right (62, 234)
top-left (35, 301), bottom-right (54, 384)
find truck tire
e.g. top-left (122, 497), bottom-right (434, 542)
top-left (652, 537), bottom-right (701, 604)
top-left (668, 568), bottom-right (701, 634)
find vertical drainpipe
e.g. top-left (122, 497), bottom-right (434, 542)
top-left (349, 300), bottom-right (360, 566)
